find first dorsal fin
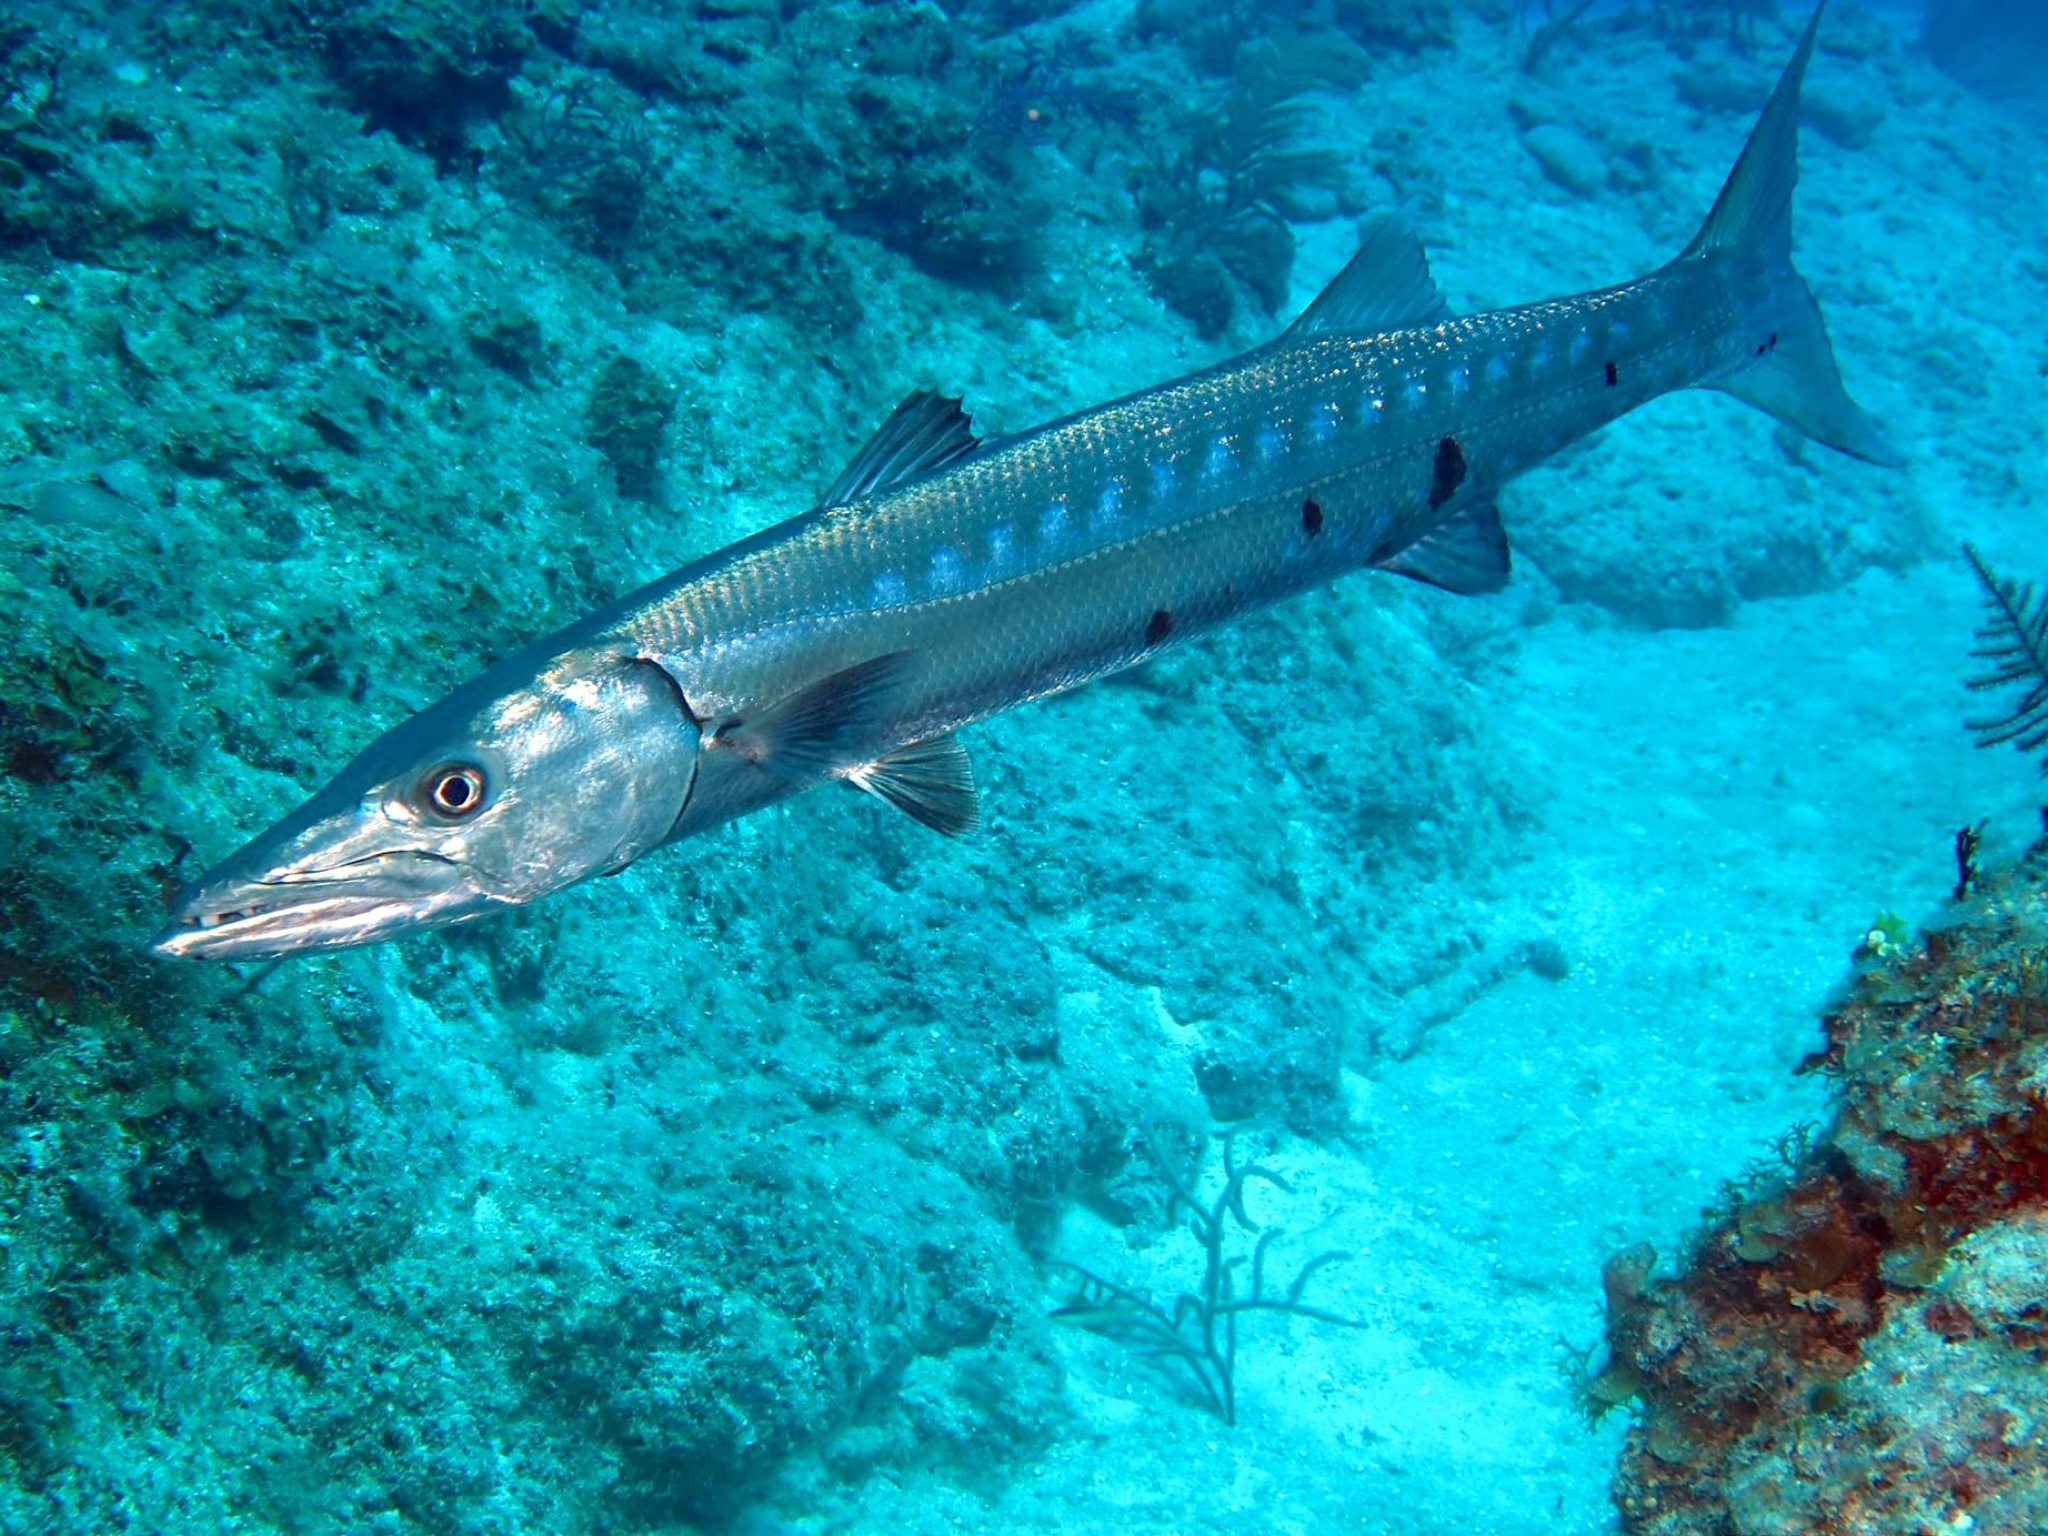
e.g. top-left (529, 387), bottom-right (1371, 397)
top-left (821, 391), bottom-right (980, 509)
top-left (1285, 206), bottom-right (1450, 341)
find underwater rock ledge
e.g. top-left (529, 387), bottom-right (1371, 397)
top-left (1590, 830), bottom-right (2048, 1535)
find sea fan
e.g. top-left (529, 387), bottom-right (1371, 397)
top-left (1962, 543), bottom-right (2048, 774)
top-left (1047, 1131), bottom-right (1358, 1426)
top-left (1133, 43), bottom-right (1352, 339)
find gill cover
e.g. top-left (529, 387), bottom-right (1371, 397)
top-left (461, 649), bottom-right (703, 895)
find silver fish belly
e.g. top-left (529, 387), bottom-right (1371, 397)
top-left (153, 4), bottom-right (1893, 960)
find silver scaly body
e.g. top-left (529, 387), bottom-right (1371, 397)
top-left (648, 275), bottom-right (1758, 840)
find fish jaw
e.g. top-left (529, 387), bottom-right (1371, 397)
top-left (151, 837), bottom-right (498, 961)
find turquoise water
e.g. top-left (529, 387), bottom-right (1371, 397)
top-left (1, 2), bottom-right (2043, 1531)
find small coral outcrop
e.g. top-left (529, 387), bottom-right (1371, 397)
top-left (1593, 836), bottom-right (2048, 1535)
top-left (1132, 46), bottom-right (1351, 340)
top-left (583, 353), bottom-right (676, 502)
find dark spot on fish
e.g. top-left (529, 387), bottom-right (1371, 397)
top-left (1604, 360), bottom-right (1618, 387)
top-left (1428, 435), bottom-right (1466, 512)
top-left (1145, 608), bottom-right (1173, 646)
top-left (1756, 331), bottom-right (1780, 358)
top-left (1301, 497), bottom-right (1324, 537)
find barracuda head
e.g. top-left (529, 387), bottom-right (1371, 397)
top-left (152, 650), bottom-right (701, 961)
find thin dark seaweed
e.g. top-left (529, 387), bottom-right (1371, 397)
top-left (1962, 544), bottom-right (2048, 774)
top-left (1049, 1131), bottom-right (1360, 1425)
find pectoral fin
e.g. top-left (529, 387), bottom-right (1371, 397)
top-left (712, 653), bottom-right (914, 781)
top-left (847, 734), bottom-right (978, 836)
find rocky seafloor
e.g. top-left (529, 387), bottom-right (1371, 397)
top-left (1, 1), bottom-right (2044, 1532)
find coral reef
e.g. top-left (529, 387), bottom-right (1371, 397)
top-left (497, 75), bottom-right (659, 255)
top-left (0, 0), bottom-right (2035, 1528)
top-left (0, 3), bottom-right (1094, 1522)
top-left (1591, 838), bottom-right (2048, 1534)
top-left (299, 0), bottom-right (539, 165)
top-left (0, 21), bottom-right (66, 243)
top-left (822, 72), bottom-right (1048, 295)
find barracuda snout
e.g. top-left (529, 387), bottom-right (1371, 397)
top-left (151, 814), bottom-right (495, 960)
top-left (153, 649), bottom-right (702, 961)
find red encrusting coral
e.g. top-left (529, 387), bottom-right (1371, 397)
top-left (1598, 834), bottom-right (2048, 1535)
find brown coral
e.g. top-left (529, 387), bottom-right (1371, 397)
top-left (1598, 836), bottom-right (2048, 1535)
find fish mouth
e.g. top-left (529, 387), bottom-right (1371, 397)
top-left (150, 852), bottom-right (483, 962)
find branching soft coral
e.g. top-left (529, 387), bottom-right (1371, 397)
top-left (1134, 45), bottom-right (1351, 339)
top-left (1050, 1131), bottom-right (1358, 1425)
top-left (1962, 543), bottom-right (2048, 777)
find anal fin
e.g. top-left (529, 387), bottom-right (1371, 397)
top-left (1379, 501), bottom-right (1511, 596)
top-left (846, 734), bottom-right (979, 836)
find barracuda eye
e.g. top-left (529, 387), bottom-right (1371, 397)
top-left (422, 764), bottom-right (488, 820)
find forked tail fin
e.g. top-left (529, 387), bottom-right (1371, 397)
top-left (1681, 2), bottom-right (1901, 467)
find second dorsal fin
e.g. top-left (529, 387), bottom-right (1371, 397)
top-left (1285, 207), bottom-right (1450, 340)
top-left (821, 391), bottom-right (981, 509)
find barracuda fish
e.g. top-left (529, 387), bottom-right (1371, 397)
top-left (154, 5), bottom-right (1893, 961)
